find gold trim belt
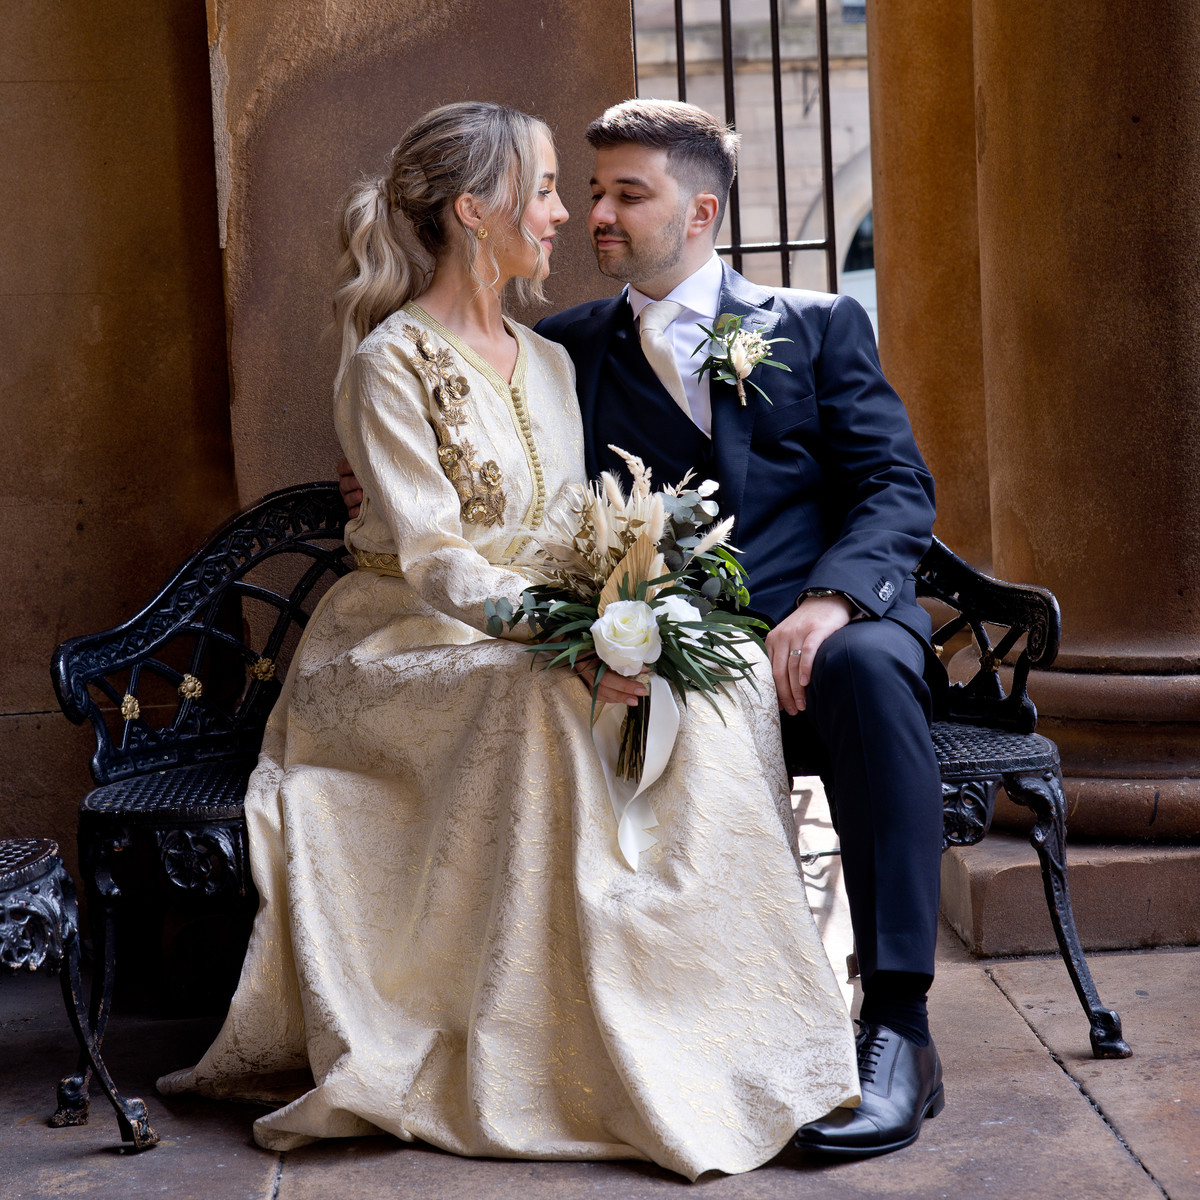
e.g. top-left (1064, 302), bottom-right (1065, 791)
top-left (352, 548), bottom-right (404, 578)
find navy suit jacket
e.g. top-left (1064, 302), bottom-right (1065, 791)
top-left (535, 263), bottom-right (936, 652)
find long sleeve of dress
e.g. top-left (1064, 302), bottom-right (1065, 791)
top-left (335, 332), bottom-right (540, 640)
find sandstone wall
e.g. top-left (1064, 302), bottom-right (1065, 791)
top-left (0, 1), bottom-right (237, 873)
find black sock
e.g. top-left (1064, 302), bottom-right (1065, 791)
top-left (860, 970), bottom-right (931, 1047)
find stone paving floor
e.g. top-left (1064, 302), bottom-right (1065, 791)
top-left (3, 786), bottom-right (1197, 1199)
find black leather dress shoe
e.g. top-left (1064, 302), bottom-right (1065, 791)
top-left (795, 1023), bottom-right (944, 1157)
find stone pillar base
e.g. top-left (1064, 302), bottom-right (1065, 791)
top-left (995, 777), bottom-right (1200, 841)
top-left (941, 834), bottom-right (1200, 956)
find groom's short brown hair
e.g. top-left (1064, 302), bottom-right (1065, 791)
top-left (585, 99), bottom-right (740, 224)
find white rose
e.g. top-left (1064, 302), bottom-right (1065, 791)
top-left (653, 594), bottom-right (704, 644)
top-left (591, 600), bottom-right (663, 677)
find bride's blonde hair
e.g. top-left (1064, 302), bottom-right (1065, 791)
top-left (331, 102), bottom-right (553, 388)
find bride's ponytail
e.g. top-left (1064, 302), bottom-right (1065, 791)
top-left (331, 171), bottom-right (432, 391)
top-left (331, 102), bottom-right (552, 390)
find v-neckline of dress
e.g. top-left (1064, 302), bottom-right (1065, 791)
top-left (404, 303), bottom-right (528, 397)
top-left (403, 302), bottom-right (546, 546)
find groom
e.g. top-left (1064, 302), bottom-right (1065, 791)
top-left (539, 100), bottom-right (945, 1160)
top-left (341, 98), bottom-right (947, 1158)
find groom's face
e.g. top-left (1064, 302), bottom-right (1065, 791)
top-left (588, 145), bottom-right (689, 290)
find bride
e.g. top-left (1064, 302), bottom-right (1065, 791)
top-left (158, 101), bottom-right (858, 1180)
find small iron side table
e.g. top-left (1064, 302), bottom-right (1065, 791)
top-left (0, 838), bottom-right (159, 1149)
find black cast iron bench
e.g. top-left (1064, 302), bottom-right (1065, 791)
top-left (49, 489), bottom-right (1127, 1140)
top-left (915, 539), bottom-right (1129, 1059)
top-left (49, 483), bottom-right (351, 1134)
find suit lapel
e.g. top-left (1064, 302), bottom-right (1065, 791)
top-left (569, 294), bottom-right (628, 479)
top-left (707, 264), bottom-right (781, 527)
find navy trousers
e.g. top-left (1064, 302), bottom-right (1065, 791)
top-left (780, 619), bottom-right (943, 985)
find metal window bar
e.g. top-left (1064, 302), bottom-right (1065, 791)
top-left (636, 0), bottom-right (839, 293)
top-left (674, 0), bottom-right (687, 103)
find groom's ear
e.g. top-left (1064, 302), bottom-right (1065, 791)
top-left (687, 193), bottom-right (721, 241)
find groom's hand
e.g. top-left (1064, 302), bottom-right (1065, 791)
top-left (337, 458), bottom-right (363, 518)
top-left (766, 594), bottom-right (854, 716)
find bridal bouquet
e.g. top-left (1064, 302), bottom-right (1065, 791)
top-left (486, 447), bottom-right (766, 865)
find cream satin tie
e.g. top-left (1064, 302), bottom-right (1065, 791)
top-left (638, 300), bottom-right (691, 417)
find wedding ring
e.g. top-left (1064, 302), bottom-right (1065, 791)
top-left (788, 649), bottom-right (803, 656)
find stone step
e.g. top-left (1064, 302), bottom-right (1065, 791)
top-left (941, 832), bottom-right (1200, 956)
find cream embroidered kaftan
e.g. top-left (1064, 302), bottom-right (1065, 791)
top-left (157, 304), bottom-right (859, 1180)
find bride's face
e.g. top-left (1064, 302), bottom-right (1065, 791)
top-left (491, 130), bottom-right (568, 284)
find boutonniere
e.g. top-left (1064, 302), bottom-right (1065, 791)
top-left (691, 313), bottom-right (792, 406)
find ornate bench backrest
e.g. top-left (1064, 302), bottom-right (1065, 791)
top-left (53, 484), bottom-right (351, 784)
top-left (914, 536), bottom-right (1062, 734)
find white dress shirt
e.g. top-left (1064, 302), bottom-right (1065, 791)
top-left (628, 253), bottom-right (724, 437)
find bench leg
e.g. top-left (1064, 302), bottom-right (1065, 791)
top-left (1003, 766), bottom-right (1132, 1059)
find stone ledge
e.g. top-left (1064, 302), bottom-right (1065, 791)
top-left (941, 833), bottom-right (1200, 956)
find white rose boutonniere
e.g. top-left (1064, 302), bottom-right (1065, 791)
top-left (692, 313), bottom-right (792, 406)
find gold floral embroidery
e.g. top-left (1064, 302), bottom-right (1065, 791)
top-left (250, 657), bottom-right (276, 682)
top-left (403, 324), bottom-right (507, 526)
top-left (177, 674), bottom-right (203, 700)
top-left (403, 326), bottom-right (470, 429)
top-left (120, 693), bottom-right (140, 721)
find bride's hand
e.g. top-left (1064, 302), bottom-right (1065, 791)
top-left (574, 656), bottom-right (648, 707)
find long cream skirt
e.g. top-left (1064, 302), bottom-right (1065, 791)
top-left (158, 571), bottom-right (858, 1180)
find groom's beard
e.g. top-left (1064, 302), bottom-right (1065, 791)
top-left (591, 206), bottom-right (688, 287)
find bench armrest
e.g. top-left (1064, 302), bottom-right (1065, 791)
top-left (915, 536), bottom-right (1061, 733)
top-left (52, 483), bottom-right (349, 784)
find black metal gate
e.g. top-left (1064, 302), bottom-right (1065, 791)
top-left (632, 0), bottom-right (845, 292)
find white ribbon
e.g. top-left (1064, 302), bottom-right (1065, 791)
top-left (592, 674), bottom-right (680, 870)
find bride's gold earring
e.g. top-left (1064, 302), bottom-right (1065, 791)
top-left (476, 226), bottom-right (488, 240)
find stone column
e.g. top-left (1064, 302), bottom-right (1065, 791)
top-left (866, 0), bottom-right (990, 566)
top-left (207, 0), bottom-right (636, 504)
top-left (973, 3), bottom-right (1200, 837)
